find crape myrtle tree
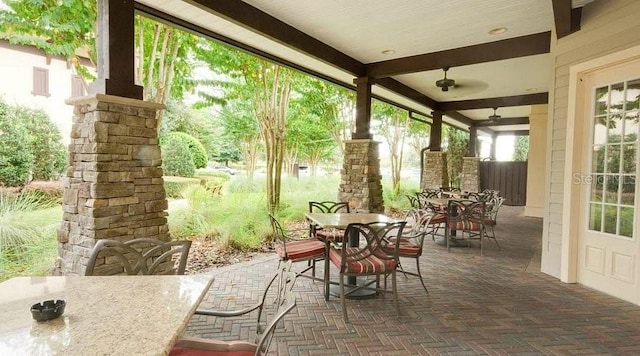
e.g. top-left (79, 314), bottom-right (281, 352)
top-left (372, 100), bottom-right (410, 197)
top-left (219, 102), bottom-right (260, 178)
top-left (286, 96), bottom-right (336, 176)
top-left (194, 41), bottom-right (296, 212)
top-left (295, 78), bottom-right (355, 157)
top-left (407, 114), bottom-right (431, 159)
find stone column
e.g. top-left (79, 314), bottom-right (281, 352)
top-left (461, 157), bottom-right (481, 193)
top-left (55, 94), bottom-right (168, 276)
top-left (338, 140), bottom-right (383, 213)
top-left (421, 151), bottom-right (448, 191)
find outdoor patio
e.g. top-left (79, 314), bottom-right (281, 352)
top-left (182, 206), bottom-right (640, 355)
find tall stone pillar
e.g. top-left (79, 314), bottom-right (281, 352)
top-left (421, 151), bottom-right (448, 191)
top-left (55, 94), bottom-right (168, 276)
top-left (338, 140), bottom-right (383, 213)
top-left (461, 157), bottom-right (481, 193)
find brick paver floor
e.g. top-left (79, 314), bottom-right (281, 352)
top-left (182, 206), bottom-right (640, 355)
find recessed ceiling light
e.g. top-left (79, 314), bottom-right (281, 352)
top-left (381, 49), bottom-right (396, 55)
top-left (488, 27), bottom-right (507, 35)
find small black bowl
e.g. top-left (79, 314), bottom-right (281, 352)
top-left (31, 300), bottom-right (66, 322)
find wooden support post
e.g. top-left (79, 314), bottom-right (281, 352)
top-left (429, 111), bottom-right (443, 151)
top-left (467, 126), bottom-right (478, 157)
top-left (352, 76), bottom-right (374, 139)
top-left (90, 0), bottom-right (143, 99)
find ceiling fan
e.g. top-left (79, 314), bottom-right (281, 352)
top-left (487, 107), bottom-right (501, 123)
top-left (435, 67), bottom-right (455, 92)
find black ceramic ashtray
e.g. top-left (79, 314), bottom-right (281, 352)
top-left (30, 299), bottom-right (66, 322)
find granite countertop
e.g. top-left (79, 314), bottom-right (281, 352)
top-left (0, 275), bottom-right (214, 356)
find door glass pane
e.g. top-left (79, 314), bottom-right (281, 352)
top-left (623, 113), bottom-right (638, 142)
top-left (627, 78), bottom-right (640, 111)
top-left (589, 203), bottom-right (602, 231)
top-left (590, 174), bottom-right (603, 202)
top-left (621, 144), bottom-right (636, 174)
top-left (621, 175), bottom-right (635, 206)
top-left (610, 82), bottom-right (625, 113)
top-left (603, 205), bottom-right (618, 234)
top-left (606, 144), bottom-right (621, 173)
top-left (595, 86), bottom-right (609, 115)
top-left (592, 146), bottom-right (605, 173)
top-left (609, 113), bottom-right (624, 137)
top-left (620, 207), bottom-right (634, 238)
top-left (593, 119), bottom-right (607, 145)
top-left (604, 175), bottom-right (619, 204)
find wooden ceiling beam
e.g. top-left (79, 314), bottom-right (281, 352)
top-left (185, 0), bottom-right (365, 76)
top-left (473, 117), bottom-right (530, 127)
top-left (366, 32), bottom-right (551, 78)
top-left (553, 0), bottom-right (583, 39)
top-left (439, 93), bottom-right (548, 111)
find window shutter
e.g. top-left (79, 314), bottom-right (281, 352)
top-left (32, 67), bottom-right (50, 97)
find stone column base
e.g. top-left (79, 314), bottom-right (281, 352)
top-left (55, 94), bottom-right (168, 276)
top-left (421, 151), bottom-right (448, 191)
top-left (338, 140), bottom-right (383, 213)
top-left (461, 157), bottom-right (481, 193)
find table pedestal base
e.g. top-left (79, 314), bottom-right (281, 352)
top-left (329, 278), bottom-right (378, 299)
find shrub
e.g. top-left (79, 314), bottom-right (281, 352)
top-left (163, 176), bottom-right (201, 198)
top-left (19, 106), bottom-right (67, 181)
top-left (0, 99), bottom-right (66, 186)
top-left (0, 100), bottom-right (33, 186)
top-left (161, 137), bottom-right (196, 177)
top-left (161, 132), bottom-right (208, 169)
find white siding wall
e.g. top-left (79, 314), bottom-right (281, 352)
top-left (0, 40), bottom-right (90, 144)
top-left (542, 0), bottom-right (640, 277)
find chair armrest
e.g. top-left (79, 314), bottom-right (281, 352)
top-left (195, 302), bottom-right (261, 317)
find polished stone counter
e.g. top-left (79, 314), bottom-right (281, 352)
top-left (0, 275), bottom-right (214, 355)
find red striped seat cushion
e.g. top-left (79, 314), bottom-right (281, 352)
top-left (448, 220), bottom-right (483, 231)
top-left (170, 337), bottom-right (256, 356)
top-left (315, 229), bottom-right (345, 242)
top-left (384, 238), bottom-right (420, 257)
top-left (429, 213), bottom-right (447, 224)
top-left (329, 247), bottom-right (396, 274)
top-left (275, 239), bottom-right (325, 261)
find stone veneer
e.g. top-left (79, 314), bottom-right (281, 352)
top-left (338, 140), bottom-right (383, 213)
top-left (54, 94), bottom-right (168, 276)
top-left (461, 157), bottom-right (481, 193)
top-left (421, 151), bottom-right (448, 191)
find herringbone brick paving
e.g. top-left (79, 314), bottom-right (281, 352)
top-left (182, 206), bottom-right (640, 355)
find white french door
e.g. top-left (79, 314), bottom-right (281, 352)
top-left (578, 59), bottom-right (640, 304)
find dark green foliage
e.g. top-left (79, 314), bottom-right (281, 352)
top-left (513, 136), bottom-right (529, 162)
top-left (161, 132), bottom-right (208, 169)
top-left (0, 100), bottom-right (33, 186)
top-left (0, 100), bottom-right (67, 186)
top-left (445, 126), bottom-right (469, 190)
top-left (161, 137), bottom-right (196, 177)
top-left (20, 106), bottom-right (67, 180)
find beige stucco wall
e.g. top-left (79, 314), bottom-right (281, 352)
top-left (524, 104), bottom-right (547, 217)
top-left (541, 0), bottom-right (640, 278)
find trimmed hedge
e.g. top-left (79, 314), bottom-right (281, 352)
top-left (161, 136), bottom-right (196, 177)
top-left (161, 132), bottom-right (208, 169)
